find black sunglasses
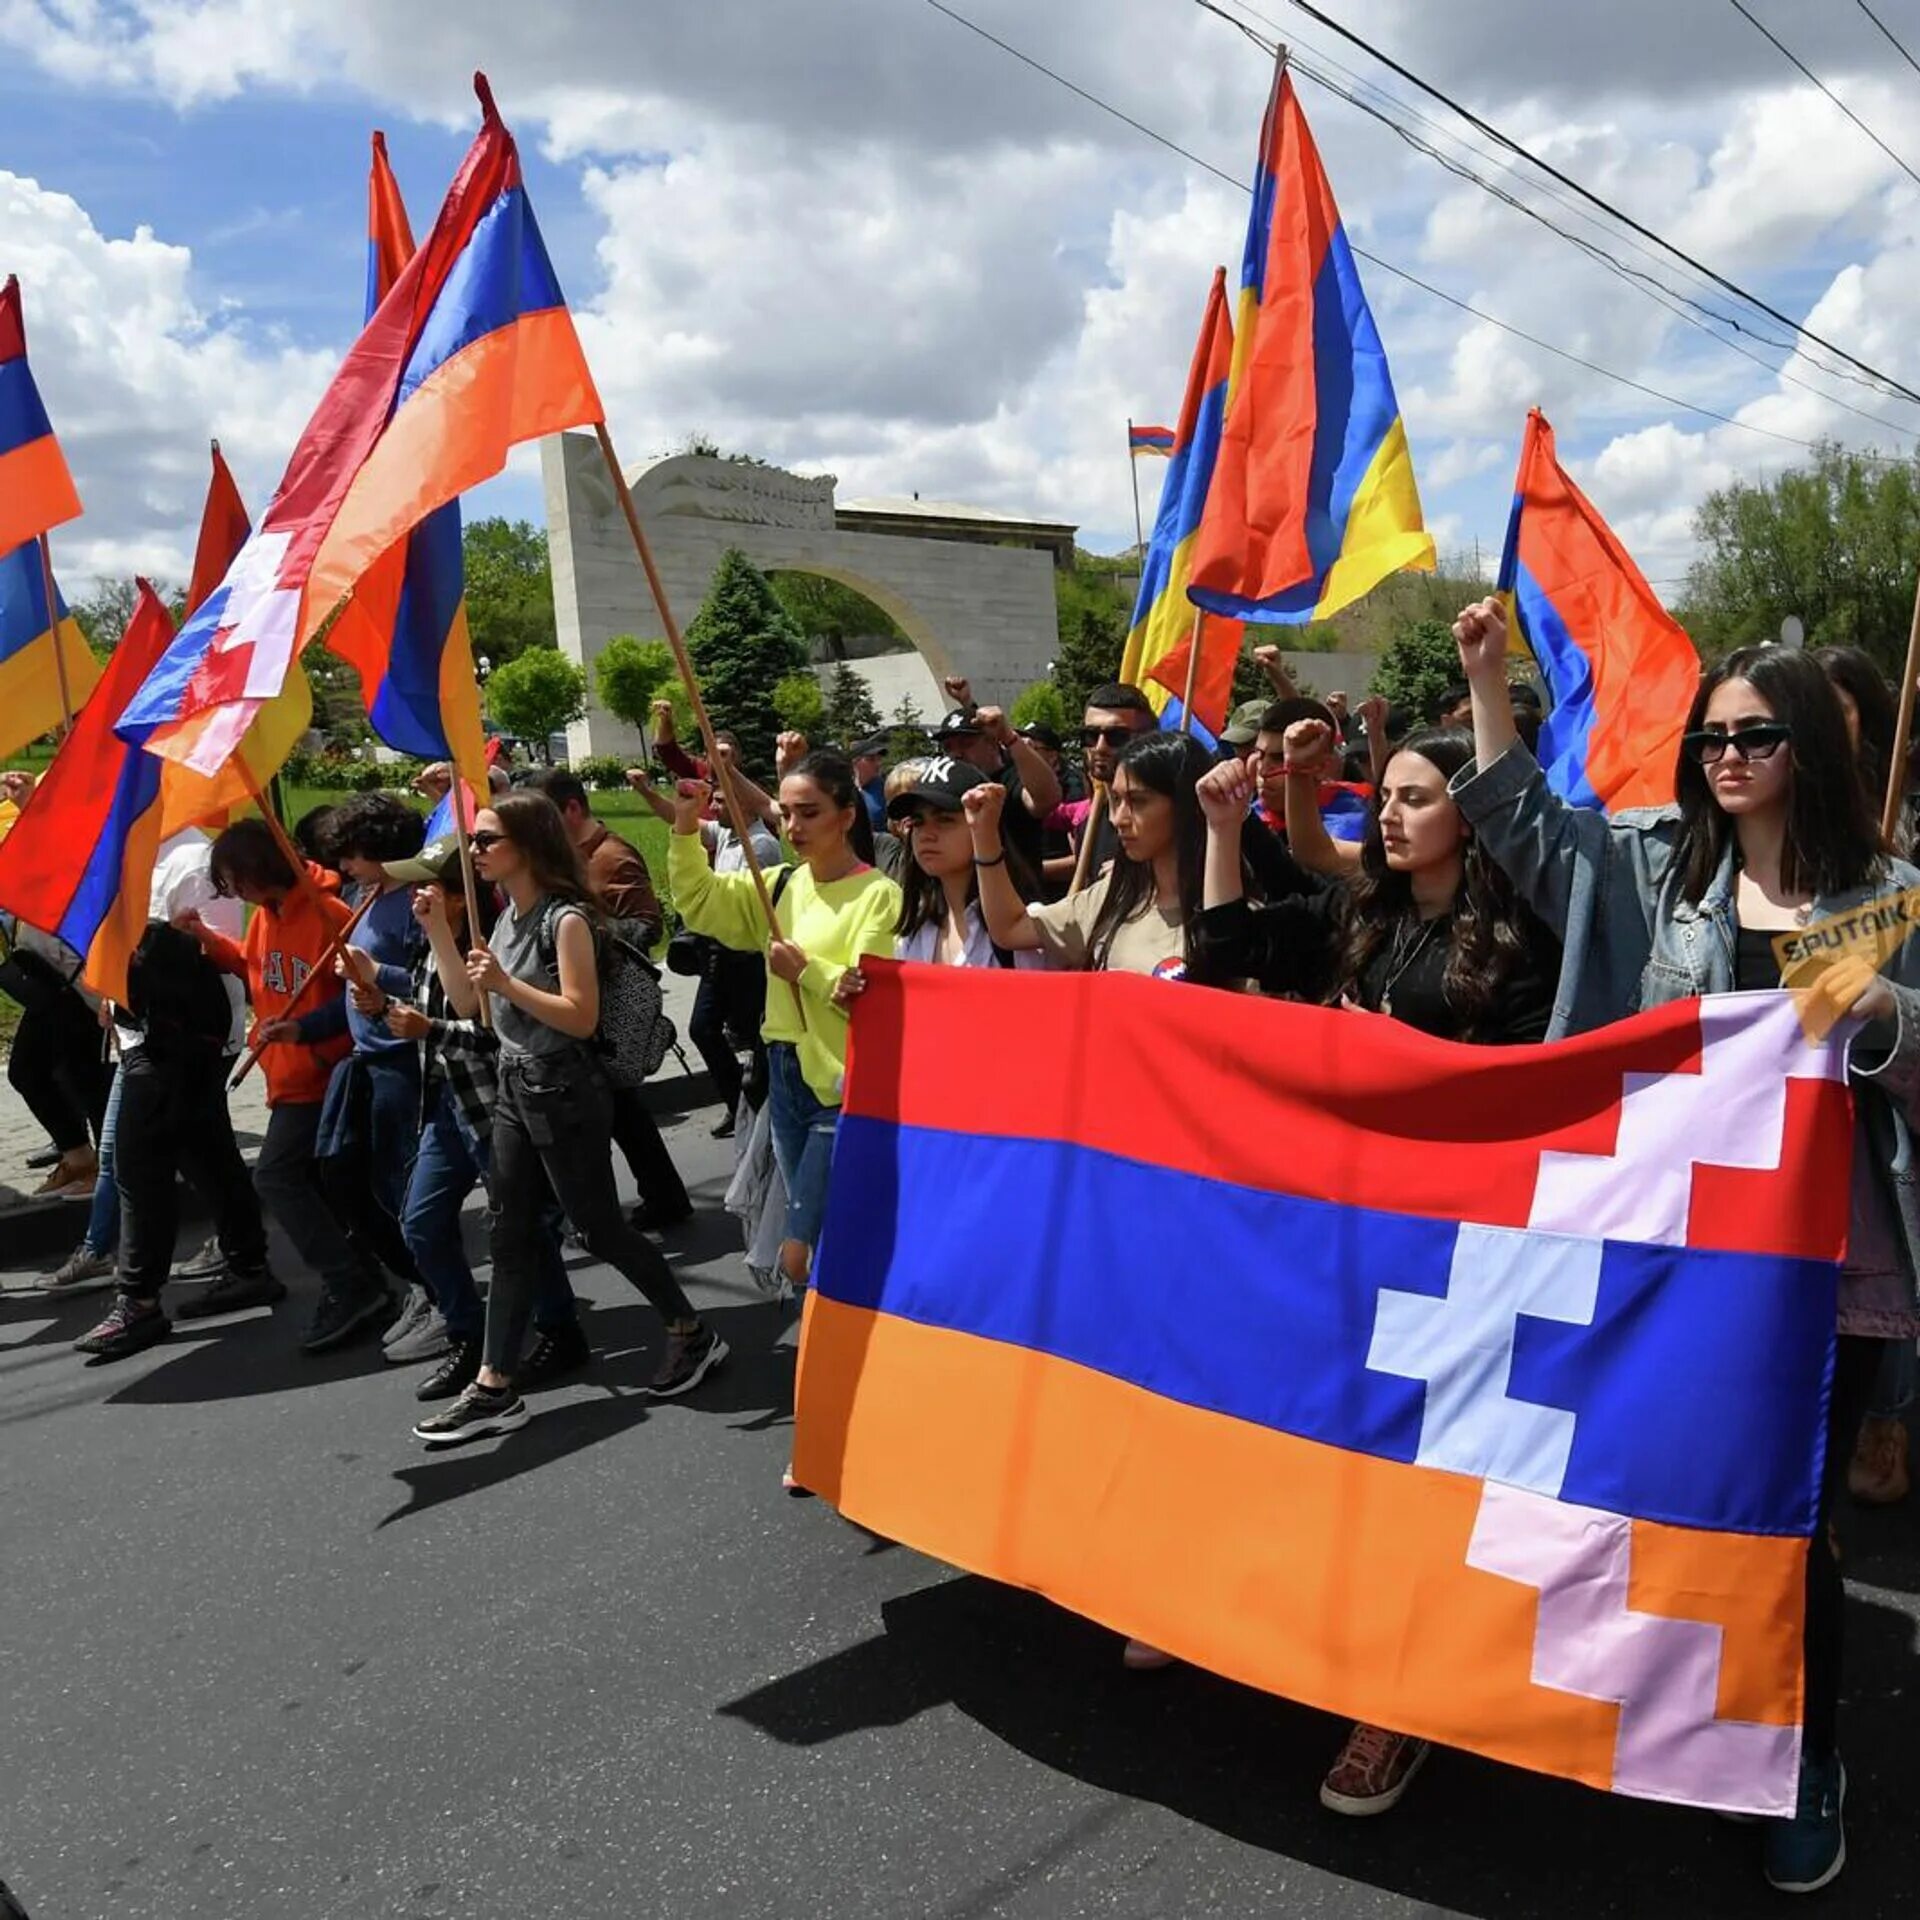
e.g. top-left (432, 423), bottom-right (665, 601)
top-left (469, 830), bottom-right (510, 851)
top-left (1080, 725), bottom-right (1135, 749)
top-left (1682, 723), bottom-right (1792, 766)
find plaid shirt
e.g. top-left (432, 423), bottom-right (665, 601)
top-left (411, 952), bottom-right (498, 1139)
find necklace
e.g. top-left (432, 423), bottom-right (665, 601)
top-left (1378, 914), bottom-right (1443, 1018)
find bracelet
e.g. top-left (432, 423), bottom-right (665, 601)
top-left (974, 851), bottom-right (1007, 868)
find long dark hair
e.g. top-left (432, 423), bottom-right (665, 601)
top-left (1813, 643), bottom-right (1898, 822)
top-left (490, 792), bottom-right (598, 914)
top-left (1674, 647), bottom-right (1881, 902)
top-left (788, 749), bottom-right (877, 866)
top-left (1087, 730), bottom-right (1212, 970)
top-left (895, 809), bottom-right (1037, 942)
top-left (1332, 728), bottom-right (1536, 1041)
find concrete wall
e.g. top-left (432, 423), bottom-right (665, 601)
top-left (544, 437), bottom-right (1058, 762)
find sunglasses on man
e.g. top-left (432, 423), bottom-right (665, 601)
top-left (1681, 723), bottom-right (1792, 766)
top-left (1080, 725), bottom-right (1136, 749)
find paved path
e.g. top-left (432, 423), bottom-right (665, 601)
top-left (3, 1027), bottom-right (1918, 1917)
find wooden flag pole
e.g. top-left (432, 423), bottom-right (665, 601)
top-left (448, 773), bottom-right (493, 1031)
top-left (1884, 568), bottom-right (1920, 848)
top-left (1178, 606), bottom-right (1205, 737)
top-left (226, 889), bottom-right (377, 1091)
top-left (590, 419), bottom-right (803, 1019)
top-left (1069, 781), bottom-right (1108, 896)
top-left (241, 770), bottom-right (336, 920)
top-left (35, 533), bottom-right (74, 736)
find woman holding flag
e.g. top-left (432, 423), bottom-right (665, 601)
top-left (1450, 596), bottom-right (1920, 1895)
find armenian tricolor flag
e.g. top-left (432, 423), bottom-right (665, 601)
top-left (1498, 409), bottom-right (1701, 814)
top-left (0, 274), bottom-right (82, 556)
top-left (323, 132), bottom-right (488, 790)
top-left (0, 538), bottom-right (102, 760)
top-left (797, 965), bottom-right (1850, 1818)
top-left (1188, 60), bottom-right (1434, 625)
top-left (1118, 269), bottom-right (1243, 733)
top-left (117, 75), bottom-right (601, 776)
top-left (1128, 423), bottom-right (1175, 456)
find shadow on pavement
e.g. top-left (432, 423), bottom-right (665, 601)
top-left (722, 1571), bottom-right (1920, 1918)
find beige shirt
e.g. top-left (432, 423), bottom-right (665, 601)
top-left (1026, 872), bottom-right (1187, 977)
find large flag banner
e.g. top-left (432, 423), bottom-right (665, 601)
top-left (0, 273), bottom-right (83, 555)
top-left (1499, 409), bottom-right (1702, 814)
top-left (1118, 268), bottom-right (1243, 732)
top-left (323, 131), bottom-right (489, 789)
top-left (117, 75), bottom-right (601, 776)
top-left (1188, 61), bottom-right (1435, 626)
top-left (795, 966), bottom-right (1853, 1818)
top-left (0, 537), bottom-right (103, 760)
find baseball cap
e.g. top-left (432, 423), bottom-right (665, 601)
top-left (1015, 722), bottom-right (1062, 750)
top-left (936, 707), bottom-right (983, 738)
top-left (1220, 700), bottom-right (1269, 747)
top-left (382, 832), bottom-right (464, 887)
top-left (850, 730), bottom-right (892, 759)
top-left (885, 755), bottom-right (992, 818)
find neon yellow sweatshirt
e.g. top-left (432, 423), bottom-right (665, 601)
top-left (669, 830), bottom-right (901, 1103)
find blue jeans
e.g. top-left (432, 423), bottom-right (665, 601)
top-left (402, 1081), bottom-right (573, 1346)
top-left (767, 1042), bottom-right (838, 1251)
top-left (316, 1049), bottom-right (422, 1287)
top-left (81, 1062), bottom-right (124, 1257)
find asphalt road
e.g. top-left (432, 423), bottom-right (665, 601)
top-left (3, 1082), bottom-right (1918, 1920)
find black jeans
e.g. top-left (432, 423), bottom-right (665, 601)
top-left (1803, 1333), bottom-right (1887, 1760)
top-left (610, 1086), bottom-right (690, 1216)
top-left (8, 990), bottom-right (110, 1152)
top-left (116, 1045), bottom-right (267, 1299)
top-left (485, 1049), bottom-right (697, 1376)
top-left (688, 947), bottom-right (765, 1112)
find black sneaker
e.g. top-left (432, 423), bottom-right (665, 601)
top-left (518, 1319), bottom-right (593, 1391)
top-left (415, 1339), bottom-right (482, 1403)
top-left (648, 1322), bottom-right (728, 1397)
top-left (73, 1292), bottom-right (171, 1360)
top-left (175, 1265), bottom-right (287, 1321)
top-left (710, 1111), bottom-right (737, 1140)
top-left (300, 1282), bottom-right (394, 1354)
top-left (412, 1381), bottom-right (529, 1446)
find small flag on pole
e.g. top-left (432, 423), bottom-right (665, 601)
top-left (1129, 424), bottom-right (1176, 457)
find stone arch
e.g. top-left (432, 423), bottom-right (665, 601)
top-left (542, 438), bottom-right (1067, 760)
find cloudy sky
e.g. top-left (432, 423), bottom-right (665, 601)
top-left (5, 0), bottom-right (1920, 609)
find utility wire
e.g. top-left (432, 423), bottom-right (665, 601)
top-left (1727, 0), bottom-right (1920, 190)
top-left (1855, 0), bottom-right (1920, 80)
top-left (916, 0), bottom-right (1902, 458)
top-left (1272, 0), bottom-right (1920, 407)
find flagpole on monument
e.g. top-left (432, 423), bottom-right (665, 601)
top-left (587, 419), bottom-right (804, 1021)
top-left (34, 533), bottom-right (74, 736)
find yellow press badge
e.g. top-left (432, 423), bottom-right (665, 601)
top-left (1771, 888), bottom-right (1920, 1040)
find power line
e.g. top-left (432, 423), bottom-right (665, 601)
top-left (1728, 0), bottom-right (1920, 190)
top-left (1855, 0), bottom-right (1920, 80)
top-left (916, 0), bottom-right (1903, 459)
top-left (1272, 0), bottom-right (1920, 407)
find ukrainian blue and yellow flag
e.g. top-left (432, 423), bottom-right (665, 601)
top-left (0, 537), bottom-right (101, 760)
top-left (1189, 60), bottom-right (1434, 625)
top-left (1119, 268), bottom-right (1242, 727)
top-left (323, 131), bottom-right (489, 791)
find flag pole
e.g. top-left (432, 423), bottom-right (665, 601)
top-left (1069, 782), bottom-right (1108, 896)
top-left (448, 772), bottom-right (493, 1030)
top-left (226, 890), bottom-right (378, 1091)
top-left (35, 534), bottom-right (74, 736)
top-left (240, 769), bottom-right (337, 920)
top-left (588, 419), bottom-right (803, 1020)
top-left (1178, 607), bottom-right (1205, 737)
top-left (1883, 568), bottom-right (1920, 847)
top-left (1126, 418), bottom-right (1146, 559)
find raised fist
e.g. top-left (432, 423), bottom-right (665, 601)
top-left (1196, 757), bottom-right (1254, 827)
top-left (1452, 596), bottom-right (1510, 679)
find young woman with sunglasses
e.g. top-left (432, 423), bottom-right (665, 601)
top-left (413, 795), bottom-right (725, 1446)
top-left (1450, 597), bottom-right (1920, 1896)
top-left (668, 750), bottom-right (900, 1296)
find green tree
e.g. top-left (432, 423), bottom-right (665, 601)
top-left (593, 634), bottom-right (677, 733)
top-left (486, 648), bottom-right (587, 759)
top-left (685, 546), bottom-right (810, 768)
top-left (821, 662), bottom-right (883, 745)
top-left (773, 671), bottom-right (826, 735)
top-left (1051, 550), bottom-right (1133, 715)
top-left (1010, 681), bottom-right (1070, 733)
top-left (887, 693), bottom-right (930, 761)
top-left (1683, 443), bottom-right (1918, 671)
top-left (772, 573), bottom-right (907, 654)
top-left (1370, 618), bottom-right (1460, 722)
top-left (463, 518), bottom-right (556, 667)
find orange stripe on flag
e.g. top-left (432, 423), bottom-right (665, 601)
top-left (0, 433), bottom-right (83, 557)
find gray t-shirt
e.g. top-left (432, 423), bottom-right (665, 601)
top-left (489, 896), bottom-right (590, 1059)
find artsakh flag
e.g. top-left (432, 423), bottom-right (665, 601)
top-left (1187, 61), bottom-right (1434, 625)
top-left (0, 273), bottom-right (83, 555)
top-left (1498, 409), bottom-right (1701, 814)
top-left (116, 75), bottom-right (601, 776)
top-left (322, 131), bottom-right (489, 791)
top-left (796, 966), bottom-right (1852, 1818)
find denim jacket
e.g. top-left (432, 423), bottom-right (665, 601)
top-left (1452, 741), bottom-right (1920, 1295)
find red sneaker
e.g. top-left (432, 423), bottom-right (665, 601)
top-left (1319, 1723), bottom-right (1430, 1816)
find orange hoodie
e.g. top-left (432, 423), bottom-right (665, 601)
top-left (201, 862), bottom-right (354, 1106)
